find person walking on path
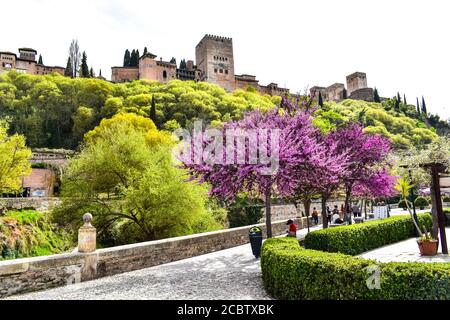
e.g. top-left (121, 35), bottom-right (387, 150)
top-left (352, 202), bottom-right (360, 218)
top-left (312, 207), bottom-right (319, 225)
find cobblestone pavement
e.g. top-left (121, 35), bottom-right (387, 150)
top-left (6, 225), bottom-right (321, 300)
top-left (358, 227), bottom-right (450, 263)
top-left (7, 243), bottom-right (268, 300)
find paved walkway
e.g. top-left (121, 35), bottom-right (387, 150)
top-left (6, 225), bottom-right (321, 300)
top-left (359, 227), bottom-right (450, 263)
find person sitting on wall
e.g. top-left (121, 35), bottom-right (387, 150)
top-left (332, 212), bottom-right (344, 224)
top-left (286, 219), bottom-right (297, 237)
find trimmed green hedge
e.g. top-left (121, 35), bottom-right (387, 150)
top-left (304, 214), bottom-right (432, 256)
top-left (261, 237), bottom-right (450, 300)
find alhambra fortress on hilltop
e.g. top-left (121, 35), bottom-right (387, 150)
top-left (1, 34), bottom-right (374, 102)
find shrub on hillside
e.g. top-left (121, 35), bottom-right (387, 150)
top-left (0, 210), bottom-right (71, 260)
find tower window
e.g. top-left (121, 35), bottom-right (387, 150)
top-left (219, 69), bottom-right (223, 73)
top-left (163, 70), bottom-right (167, 78)
top-left (214, 68), bottom-right (217, 73)
top-left (225, 70), bottom-right (228, 74)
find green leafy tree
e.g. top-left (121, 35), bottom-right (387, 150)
top-left (55, 113), bottom-right (220, 244)
top-left (0, 120), bottom-right (32, 193)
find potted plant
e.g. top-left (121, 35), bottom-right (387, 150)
top-left (414, 196), bottom-right (429, 210)
top-left (417, 227), bottom-right (438, 256)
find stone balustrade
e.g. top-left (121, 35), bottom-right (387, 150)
top-left (0, 215), bottom-right (311, 298)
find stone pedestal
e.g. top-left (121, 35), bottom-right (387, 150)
top-left (78, 213), bottom-right (96, 253)
top-left (78, 227), bottom-right (96, 253)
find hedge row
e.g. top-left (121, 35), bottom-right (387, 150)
top-left (304, 213), bottom-right (432, 256)
top-left (261, 237), bottom-right (450, 300)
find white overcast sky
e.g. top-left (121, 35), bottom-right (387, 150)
top-left (1, 0), bottom-right (449, 118)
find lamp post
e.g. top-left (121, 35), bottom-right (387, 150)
top-left (408, 170), bottom-right (419, 236)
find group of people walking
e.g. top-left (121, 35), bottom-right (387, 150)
top-left (286, 202), bottom-right (366, 237)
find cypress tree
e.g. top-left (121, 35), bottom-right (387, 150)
top-left (64, 57), bottom-right (73, 77)
top-left (80, 51), bottom-right (89, 78)
top-left (89, 67), bottom-right (94, 78)
top-left (38, 54), bottom-right (43, 65)
top-left (130, 49), bottom-right (137, 67)
top-left (403, 94), bottom-right (407, 105)
top-left (397, 92), bottom-right (401, 103)
top-left (318, 91), bottom-right (324, 108)
top-left (394, 93), bottom-right (400, 110)
top-left (416, 97), bottom-right (421, 115)
top-left (99, 69), bottom-right (102, 78)
top-left (179, 59), bottom-right (187, 70)
top-left (342, 88), bottom-right (347, 100)
top-left (143, 47), bottom-right (148, 55)
top-left (123, 49), bottom-right (131, 67)
top-left (170, 57), bottom-right (177, 65)
top-left (374, 88), bottom-right (381, 103)
top-left (150, 96), bottom-right (158, 128)
top-left (422, 96), bottom-right (428, 116)
top-left (136, 49), bottom-right (140, 62)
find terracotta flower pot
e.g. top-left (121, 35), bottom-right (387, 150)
top-left (417, 240), bottom-right (438, 256)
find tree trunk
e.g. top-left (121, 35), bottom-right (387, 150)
top-left (364, 199), bottom-right (368, 220)
top-left (303, 198), bottom-right (311, 233)
top-left (321, 194), bottom-right (328, 229)
top-left (265, 189), bottom-right (273, 238)
top-left (430, 183), bottom-right (439, 239)
top-left (345, 186), bottom-right (352, 225)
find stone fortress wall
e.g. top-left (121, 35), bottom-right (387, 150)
top-left (310, 71), bottom-right (374, 103)
top-left (0, 48), bottom-right (65, 76)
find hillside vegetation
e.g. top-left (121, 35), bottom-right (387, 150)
top-left (0, 210), bottom-right (71, 260)
top-left (0, 71), bottom-right (279, 149)
top-left (0, 70), bottom-right (443, 150)
top-left (314, 99), bottom-right (438, 149)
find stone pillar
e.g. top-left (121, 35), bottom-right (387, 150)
top-left (78, 213), bottom-right (96, 253)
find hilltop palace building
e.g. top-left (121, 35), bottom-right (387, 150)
top-left (1, 35), bottom-right (373, 103)
top-left (111, 34), bottom-right (374, 102)
top-left (0, 48), bottom-right (65, 76)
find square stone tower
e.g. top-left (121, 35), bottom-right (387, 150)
top-left (195, 34), bottom-right (235, 91)
top-left (346, 72), bottom-right (367, 95)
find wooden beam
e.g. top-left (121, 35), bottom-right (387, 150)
top-left (431, 164), bottom-right (448, 254)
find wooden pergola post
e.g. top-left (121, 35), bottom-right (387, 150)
top-left (430, 164), bottom-right (448, 254)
